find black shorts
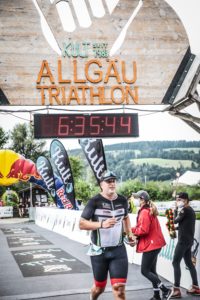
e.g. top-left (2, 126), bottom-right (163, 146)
top-left (90, 243), bottom-right (128, 288)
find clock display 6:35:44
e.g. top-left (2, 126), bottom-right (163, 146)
top-left (34, 113), bottom-right (139, 138)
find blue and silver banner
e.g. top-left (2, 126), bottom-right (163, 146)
top-left (50, 139), bottom-right (76, 209)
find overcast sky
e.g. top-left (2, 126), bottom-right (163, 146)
top-left (0, 0), bottom-right (199, 150)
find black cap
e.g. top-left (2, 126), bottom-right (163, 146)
top-left (100, 170), bottom-right (117, 182)
top-left (132, 190), bottom-right (150, 201)
top-left (177, 192), bottom-right (189, 200)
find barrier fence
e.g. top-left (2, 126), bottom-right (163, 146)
top-left (0, 206), bottom-right (13, 218)
top-left (35, 207), bottom-right (200, 289)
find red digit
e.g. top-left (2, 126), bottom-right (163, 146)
top-left (74, 116), bottom-right (85, 136)
top-left (58, 117), bottom-right (69, 136)
top-left (105, 116), bottom-right (116, 133)
top-left (90, 116), bottom-right (100, 135)
top-left (120, 116), bottom-right (131, 133)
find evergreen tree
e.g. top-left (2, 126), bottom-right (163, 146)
top-left (0, 126), bottom-right (9, 148)
top-left (9, 123), bottom-right (47, 162)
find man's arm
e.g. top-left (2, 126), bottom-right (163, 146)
top-left (123, 215), bottom-right (132, 234)
top-left (79, 218), bottom-right (102, 230)
top-left (123, 215), bottom-right (137, 246)
top-left (174, 208), bottom-right (185, 224)
top-left (79, 217), bottom-right (118, 230)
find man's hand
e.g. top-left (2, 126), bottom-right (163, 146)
top-left (125, 232), bottom-right (137, 247)
top-left (102, 217), bottom-right (117, 228)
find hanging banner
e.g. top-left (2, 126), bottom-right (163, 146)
top-left (50, 139), bottom-right (76, 209)
top-left (36, 156), bottom-right (59, 207)
top-left (79, 139), bottom-right (107, 184)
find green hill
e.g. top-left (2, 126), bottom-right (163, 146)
top-left (70, 140), bottom-right (200, 182)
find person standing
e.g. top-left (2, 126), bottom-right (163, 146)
top-left (171, 192), bottom-right (200, 298)
top-left (79, 170), bottom-right (135, 300)
top-left (18, 201), bottom-right (23, 217)
top-left (131, 190), bottom-right (172, 300)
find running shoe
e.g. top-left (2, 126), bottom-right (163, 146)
top-left (162, 288), bottom-right (173, 300)
top-left (187, 285), bottom-right (200, 296)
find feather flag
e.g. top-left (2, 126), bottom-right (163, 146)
top-left (50, 139), bottom-right (76, 209)
top-left (79, 138), bottom-right (107, 184)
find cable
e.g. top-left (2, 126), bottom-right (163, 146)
top-left (0, 105), bottom-right (165, 114)
top-left (0, 112), bottom-right (30, 122)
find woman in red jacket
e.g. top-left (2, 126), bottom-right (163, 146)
top-left (132, 190), bottom-right (172, 300)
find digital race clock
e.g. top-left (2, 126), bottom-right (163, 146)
top-left (34, 113), bottom-right (139, 138)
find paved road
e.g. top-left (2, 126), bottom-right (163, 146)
top-left (0, 218), bottom-right (196, 300)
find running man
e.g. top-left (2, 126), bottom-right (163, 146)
top-left (79, 170), bottom-right (135, 300)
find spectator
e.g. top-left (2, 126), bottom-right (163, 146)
top-left (171, 192), bottom-right (200, 298)
top-left (131, 190), bottom-right (172, 300)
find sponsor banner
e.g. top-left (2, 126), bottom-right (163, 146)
top-left (36, 156), bottom-right (69, 208)
top-left (7, 234), bottom-right (52, 248)
top-left (79, 138), bottom-right (107, 183)
top-left (6, 158), bottom-right (41, 182)
top-left (155, 200), bottom-right (200, 214)
top-left (190, 200), bottom-right (200, 212)
top-left (0, 149), bottom-right (41, 186)
top-left (0, 206), bottom-right (13, 218)
top-left (36, 156), bottom-right (57, 205)
top-left (35, 207), bottom-right (90, 243)
top-left (12, 248), bottom-right (91, 277)
top-left (50, 139), bottom-right (76, 209)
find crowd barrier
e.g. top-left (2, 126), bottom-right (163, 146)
top-left (155, 200), bottom-right (200, 214)
top-left (0, 206), bottom-right (13, 218)
top-left (35, 207), bottom-right (200, 289)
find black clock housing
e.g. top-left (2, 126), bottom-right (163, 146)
top-left (34, 113), bottom-right (139, 138)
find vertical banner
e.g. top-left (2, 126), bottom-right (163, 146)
top-left (50, 139), bottom-right (76, 209)
top-left (37, 156), bottom-right (71, 208)
top-left (36, 156), bottom-right (58, 206)
top-left (79, 139), bottom-right (107, 184)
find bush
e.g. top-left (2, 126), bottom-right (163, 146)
top-left (2, 190), bottom-right (19, 206)
top-left (117, 179), bottom-right (143, 198)
top-left (117, 179), bottom-right (200, 201)
top-left (75, 179), bottom-right (100, 205)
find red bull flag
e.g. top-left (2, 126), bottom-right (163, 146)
top-left (7, 158), bottom-right (41, 181)
top-left (79, 139), bottom-right (107, 184)
top-left (50, 139), bottom-right (76, 209)
top-left (0, 149), bottom-right (21, 186)
top-left (0, 149), bottom-right (41, 186)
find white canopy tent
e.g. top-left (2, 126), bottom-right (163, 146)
top-left (174, 170), bottom-right (200, 186)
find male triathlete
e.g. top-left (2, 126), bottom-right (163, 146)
top-left (79, 170), bottom-right (135, 300)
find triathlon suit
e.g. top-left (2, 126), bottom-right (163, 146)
top-left (81, 193), bottom-right (129, 288)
